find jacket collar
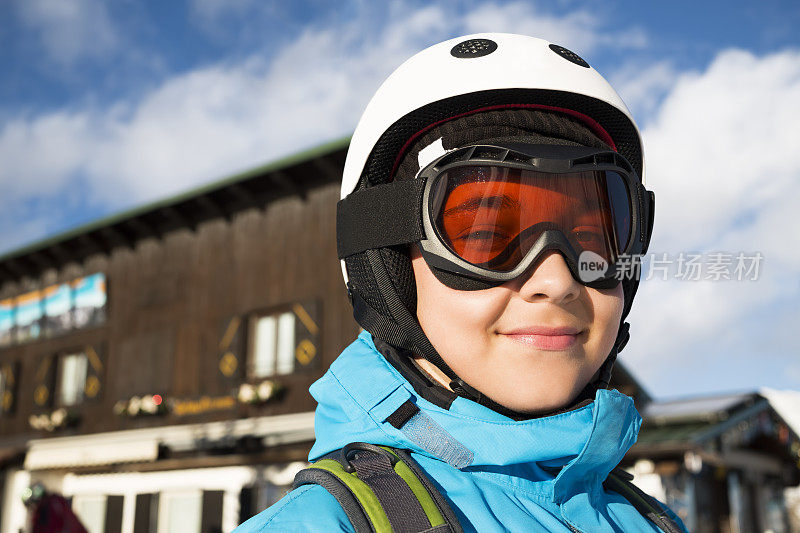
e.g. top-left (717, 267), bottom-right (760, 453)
top-left (309, 331), bottom-right (642, 502)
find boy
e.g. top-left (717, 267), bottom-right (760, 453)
top-left (236, 33), bottom-right (688, 532)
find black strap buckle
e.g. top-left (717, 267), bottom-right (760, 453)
top-left (341, 442), bottom-right (399, 473)
top-left (616, 321), bottom-right (631, 353)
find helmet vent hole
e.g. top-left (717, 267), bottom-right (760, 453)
top-left (548, 44), bottom-right (590, 68)
top-left (450, 39), bottom-right (498, 58)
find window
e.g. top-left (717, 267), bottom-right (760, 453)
top-left (158, 491), bottom-right (201, 533)
top-left (58, 352), bottom-right (88, 406)
top-left (0, 273), bottom-right (107, 346)
top-left (250, 310), bottom-right (295, 378)
top-left (72, 496), bottom-right (106, 533)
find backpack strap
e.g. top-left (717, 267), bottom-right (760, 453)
top-left (603, 468), bottom-right (685, 533)
top-left (293, 443), bottom-right (463, 533)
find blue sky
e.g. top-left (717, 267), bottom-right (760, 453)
top-left (1, 0), bottom-right (799, 399)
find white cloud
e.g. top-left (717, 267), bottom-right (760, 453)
top-left (189, 0), bottom-right (259, 21)
top-left (14, 0), bottom-right (118, 66)
top-left (609, 60), bottom-right (679, 123)
top-left (186, 0), bottom-right (284, 39)
top-left (0, 0), bottom-right (644, 211)
top-left (462, 1), bottom-right (647, 55)
top-left (622, 48), bottom-right (800, 396)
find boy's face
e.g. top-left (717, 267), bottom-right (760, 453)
top-left (410, 245), bottom-right (623, 415)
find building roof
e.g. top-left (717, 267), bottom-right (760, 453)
top-left (634, 389), bottom-right (800, 457)
top-left (759, 387), bottom-right (800, 439)
top-left (0, 136), bottom-right (350, 287)
top-left (642, 390), bottom-right (754, 423)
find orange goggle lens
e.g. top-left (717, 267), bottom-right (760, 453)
top-left (431, 166), bottom-right (631, 272)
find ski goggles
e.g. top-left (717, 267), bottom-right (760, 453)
top-left (337, 142), bottom-right (654, 289)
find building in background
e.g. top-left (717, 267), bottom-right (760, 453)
top-left (0, 138), bottom-right (355, 533)
top-left (0, 137), bottom-right (797, 533)
top-left (625, 389), bottom-right (800, 533)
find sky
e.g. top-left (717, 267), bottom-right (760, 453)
top-left (1, 0), bottom-right (799, 400)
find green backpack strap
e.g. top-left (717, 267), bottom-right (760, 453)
top-left (603, 468), bottom-right (685, 533)
top-left (293, 442), bottom-right (463, 533)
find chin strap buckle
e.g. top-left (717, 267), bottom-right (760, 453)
top-left (616, 321), bottom-right (631, 353)
top-left (596, 321), bottom-right (631, 390)
top-left (449, 379), bottom-right (483, 403)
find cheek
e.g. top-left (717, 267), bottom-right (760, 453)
top-left (586, 283), bottom-right (625, 358)
top-left (411, 254), bottom-right (507, 352)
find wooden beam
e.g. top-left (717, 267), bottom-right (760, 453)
top-left (162, 205), bottom-right (197, 231)
top-left (195, 194), bottom-right (231, 221)
top-left (28, 251), bottom-right (54, 271)
top-left (49, 243), bottom-right (73, 263)
top-left (312, 155), bottom-right (341, 183)
top-left (125, 216), bottom-right (161, 240)
top-left (269, 170), bottom-right (305, 199)
top-left (0, 262), bottom-right (19, 282)
top-left (100, 225), bottom-right (135, 250)
top-left (720, 449), bottom-right (784, 475)
top-left (227, 183), bottom-right (255, 207)
top-left (4, 258), bottom-right (31, 279)
top-left (79, 233), bottom-right (111, 256)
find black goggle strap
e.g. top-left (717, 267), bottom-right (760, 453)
top-left (337, 172), bottom-right (652, 262)
top-left (337, 179), bottom-right (427, 260)
top-left (339, 179), bottom-right (460, 381)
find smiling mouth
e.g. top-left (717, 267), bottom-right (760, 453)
top-left (499, 326), bottom-right (584, 351)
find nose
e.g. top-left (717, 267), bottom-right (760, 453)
top-left (510, 250), bottom-right (581, 304)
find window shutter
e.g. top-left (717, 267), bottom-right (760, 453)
top-left (32, 354), bottom-right (56, 410)
top-left (104, 495), bottom-right (124, 533)
top-left (0, 361), bottom-right (20, 414)
top-left (238, 486), bottom-right (257, 523)
top-left (200, 490), bottom-right (224, 533)
top-left (84, 344), bottom-right (105, 402)
top-left (218, 315), bottom-right (243, 382)
top-left (133, 493), bottom-right (159, 533)
top-left (292, 300), bottom-right (321, 372)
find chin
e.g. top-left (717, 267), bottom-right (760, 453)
top-left (485, 376), bottom-right (589, 415)
top-left (487, 390), bottom-right (569, 415)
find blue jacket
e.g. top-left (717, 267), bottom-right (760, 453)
top-left (236, 331), bottom-right (688, 532)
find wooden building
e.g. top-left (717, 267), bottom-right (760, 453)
top-left (0, 138), bottom-right (359, 532)
top-left (0, 136), bottom-right (703, 533)
top-left (623, 390), bottom-right (800, 533)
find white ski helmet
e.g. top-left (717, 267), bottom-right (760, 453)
top-left (337, 33), bottom-right (651, 416)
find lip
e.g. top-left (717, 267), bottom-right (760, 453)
top-left (503, 325), bottom-right (582, 336)
top-left (500, 325), bottom-right (584, 351)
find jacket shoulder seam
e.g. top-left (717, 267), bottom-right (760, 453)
top-left (261, 485), bottom-right (321, 528)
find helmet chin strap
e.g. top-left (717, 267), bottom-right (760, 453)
top-left (353, 244), bottom-right (636, 421)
